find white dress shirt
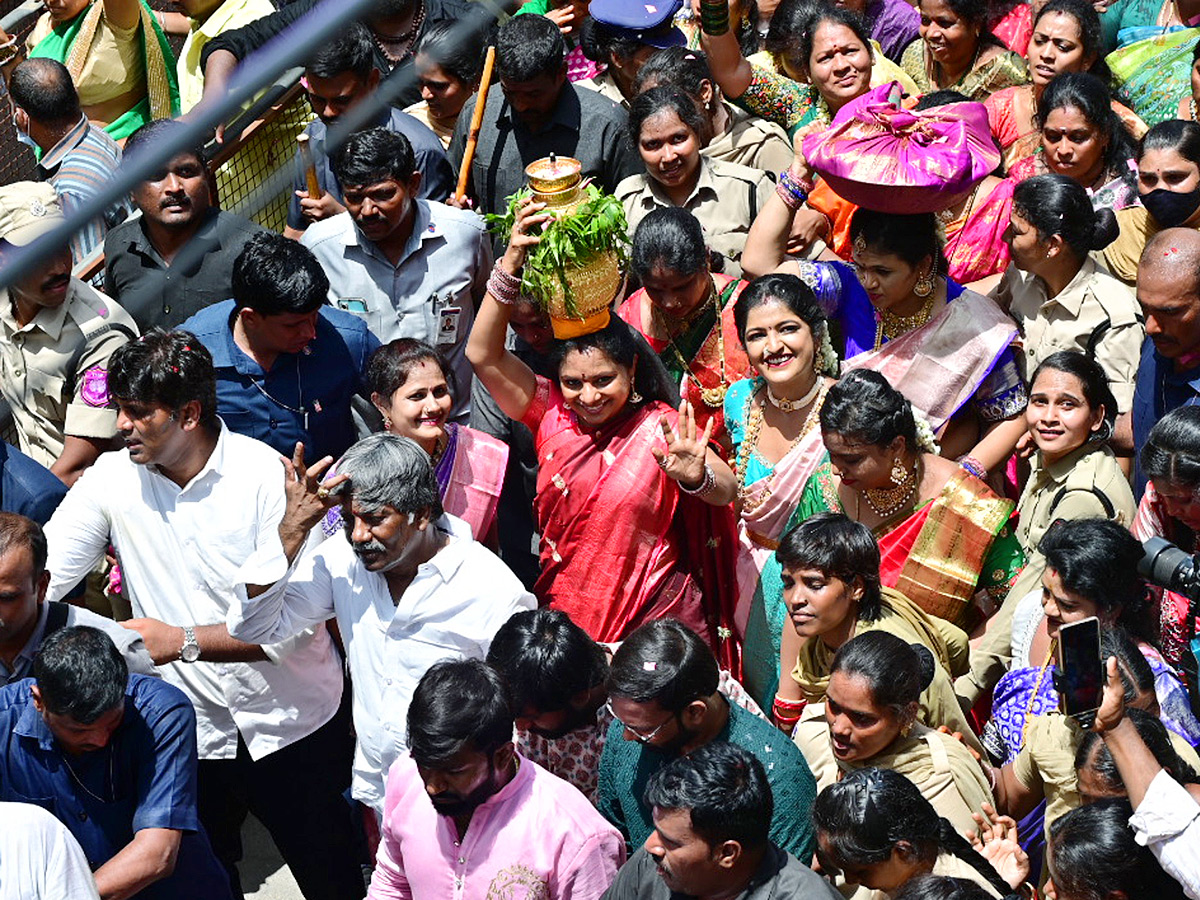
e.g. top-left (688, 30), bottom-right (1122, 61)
top-left (44, 424), bottom-right (343, 761)
top-left (1129, 769), bottom-right (1200, 900)
top-left (228, 513), bottom-right (535, 811)
top-left (0, 802), bottom-right (100, 900)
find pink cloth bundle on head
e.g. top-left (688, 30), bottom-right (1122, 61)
top-left (802, 81), bottom-right (1001, 214)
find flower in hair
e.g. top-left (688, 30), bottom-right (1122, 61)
top-left (912, 409), bottom-right (940, 455)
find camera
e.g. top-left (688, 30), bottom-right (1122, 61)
top-left (1140, 536), bottom-right (1200, 602)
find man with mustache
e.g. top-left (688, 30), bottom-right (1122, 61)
top-left (0, 182), bottom-right (138, 486)
top-left (602, 742), bottom-right (840, 900)
top-left (597, 619), bottom-right (819, 862)
top-left (302, 127), bottom-right (489, 421)
top-left (1132, 228), bottom-right (1200, 495)
top-left (103, 119), bottom-right (265, 332)
top-left (228, 432), bottom-right (534, 817)
top-left (366, 658), bottom-right (624, 900)
top-left (43, 330), bottom-right (365, 900)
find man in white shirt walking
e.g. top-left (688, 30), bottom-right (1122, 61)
top-left (229, 432), bottom-right (535, 816)
top-left (43, 329), bottom-right (365, 900)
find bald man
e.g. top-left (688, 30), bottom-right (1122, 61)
top-left (1132, 228), bottom-right (1200, 494)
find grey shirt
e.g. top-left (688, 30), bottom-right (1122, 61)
top-left (449, 81), bottom-right (641, 225)
top-left (104, 208), bottom-right (266, 332)
top-left (1, 601), bottom-right (156, 685)
top-left (602, 844), bottom-right (840, 900)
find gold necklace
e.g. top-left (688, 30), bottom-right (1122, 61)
top-left (858, 458), bottom-right (918, 518)
top-left (766, 376), bottom-right (822, 413)
top-left (874, 292), bottom-right (936, 349)
top-left (936, 182), bottom-right (979, 226)
top-left (735, 379), bottom-right (828, 515)
top-left (658, 280), bottom-right (729, 409)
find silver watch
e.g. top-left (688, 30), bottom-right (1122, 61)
top-left (179, 626), bottom-right (201, 663)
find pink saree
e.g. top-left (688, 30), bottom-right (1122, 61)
top-left (522, 378), bottom-right (740, 670)
top-left (439, 424), bottom-right (509, 544)
top-left (844, 291), bottom-right (1019, 431)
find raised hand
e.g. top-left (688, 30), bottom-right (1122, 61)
top-left (1091, 656), bottom-right (1127, 734)
top-left (501, 198), bottom-right (553, 276)
top-left (967, 803), bottom-right (1029, 889)
top-left (280, 442), bottom-right (346, 531)
top-left (652, 401), bottom-right (713, 489)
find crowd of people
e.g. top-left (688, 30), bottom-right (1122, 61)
top-left (3, 0), bottom-right (1200, 896)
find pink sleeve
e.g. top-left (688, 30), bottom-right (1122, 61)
top-left (367, 775), bottom-right (413, 900)
top-left (555, 831), bottom-right (626, 900)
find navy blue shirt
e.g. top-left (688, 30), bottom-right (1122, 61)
top-left (1132, 337), bottom-right (1200, 497)
top-left (0, 674), bottom-right (232, 900)
top-left (0, 440), bottom-right (67, 524)
top-left (287, 106), bottom-right (455, 231)
top-left (181, 299), bottom-right (379, 460)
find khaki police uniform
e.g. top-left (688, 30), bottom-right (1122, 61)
top-left (0, 277), bottom-right (138, 468)
top-left (617, 156), bottom-right (773, 278)
top-left (576, 70), bottom-right (628, 108)
top-left (994, 256), bottom-right (1144, 413)
top-left (703, 102), bottom-right (794, 174)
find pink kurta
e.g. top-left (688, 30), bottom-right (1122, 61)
top-left (369, 754), bottom-right (625, 900)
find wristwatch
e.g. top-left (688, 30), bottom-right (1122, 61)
top-left (179, 626), bottom-right (201, 663)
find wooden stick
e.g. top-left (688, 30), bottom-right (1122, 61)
top-left (298, 133), bottom-right (322, 199)
top-left (455, 45), bottom-right (497, 202)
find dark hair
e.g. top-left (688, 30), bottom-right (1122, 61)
top-left (1037, 73), bottom-right (1135, 188)
top-left (496, 14), bottom-right (565, 83)
top-left (1076, 708), bottom-right (1200, 794)
top-left (814, 768), bottom-right (1011, 897)
top-left (766, 0), bottom-right (872, 77)
top-left (644, 741), bottom-right (772, 850)
top-left (634, 47), bottom-right (713, 101)
top-left (330, 127), bottom-right (416, 187)
top-left (232, 232), bottom-right (329, 316)
top-left (775, 512), bottom-right (883, 622)
top-left (849, 208), bottom-right (947, 278)
top-left (580, 17), bottom-right (646, 66)
top-left (33, 626), bottom-right (127, 724)
top-left (414, 19), bottom-right (486, 85)
top-left (486, 608), bottom-right (609, 715)
top-left (1142, 405), bottom-right (1200, 490)
top-left (366, 338), bottom-right (454, 404)
top-left (1038, 518), bottom-right (1151, 640)
top-left (1033, 0), bottom-right (1104, 73)
top-left (820, 369), bottom-right (919, 452)
top-left (1027, 350), bottom-right (1118, 444)
top-left (124, 118), bottom-right (206, 170)
top-left (407, 659), bottom-right (514, 766)
top-left (732, 272), bottom-right (829, 347)
top-left (549, 316), bottom-right (680, 409)
top-left (912, 90), bottom-right (972, 110)
top-left (0, 512), bottom-right (48, 578)
top-left (306, 21), bottom-right (376, 81)
top-left (1048, 800), bottom-right (1188, 900)
top-left (1140, 119), bottom-right (1200, 169)
top-left (919, 0), bottom-right (999, 40)
top-left (109, 329), bottom-right (219, 430)
top-left (830, 631), bottom-right (937, 721)
top-left (9, 58), bottom-right (80, 127)
top-left (1012, 174), bottom-right (1118, 256)
top-left (627, 84), bottom-right (706, 151)
top-left (892, 875), bottom-right (998, 900)
top-left (631, 208), bottom-right (709, 281)
top-left (607, 619), bottom-right (718, 712)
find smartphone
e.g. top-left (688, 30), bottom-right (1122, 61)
top-left (1057, 616), bottom-right (1103, 722)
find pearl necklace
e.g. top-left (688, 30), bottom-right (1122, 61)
top-left (766, 376), bottom-right (821, 413)
top-left (736, 380), bottom-right (828, 515)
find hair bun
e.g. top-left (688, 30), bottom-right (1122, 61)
top-left (909, 643), bottom-right (936, 692)
top-left (1090, 206), bottom-right (1119, 251)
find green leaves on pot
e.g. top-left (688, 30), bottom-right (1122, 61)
top-left (484, 186), bottom-right (629, 318)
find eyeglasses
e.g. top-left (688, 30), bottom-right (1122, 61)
top-left (605, 700), bottom-right (676, 744)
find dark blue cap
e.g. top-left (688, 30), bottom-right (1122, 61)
top-left (588, 0), bottom-right (687, 48)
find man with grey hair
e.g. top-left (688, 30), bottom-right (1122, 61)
top-left (230, 433), bottom-right (535, 815)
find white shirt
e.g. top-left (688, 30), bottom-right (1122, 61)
top-left (0, 801), bottom-right (100, 900)
top-left (1129, 769), bottom-right (1200, 900)
top-left (228, 513), bottom-right (535, 812)
top-left (44, 424), bottom-right (343, 761)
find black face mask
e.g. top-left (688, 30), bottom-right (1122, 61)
top-left (1141, 186), bottom-right (1200, 228)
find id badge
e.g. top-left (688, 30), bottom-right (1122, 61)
top-left (437, 306), bottom-right (462, 345)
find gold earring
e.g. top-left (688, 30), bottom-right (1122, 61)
top-left (900, 721), bottom-right (913, 737)
top-left (631, 390), bottom-right (643, 404)
top-left (853, 233), bottom-right (868, 255)
top-left (913, 272), bottom-right (935, 298)
top-left (384, 415), bottom-right (392, 429)
top-left (890, 458), bottom-right (907, 485)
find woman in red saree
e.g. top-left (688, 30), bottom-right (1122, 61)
top-left (618, 208), bottom-right (752, 452)
top-left (467, 199), bottom-right (742, 669)
top-left (761, 370), bottom-right (1024, 632)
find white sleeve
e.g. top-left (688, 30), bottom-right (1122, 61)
top-left (44, 467), bottom-right (113, 602)
top-left (1129, 770), bottom-right (1200, 900)
top-left (228, 540), bottom-right (337, 645)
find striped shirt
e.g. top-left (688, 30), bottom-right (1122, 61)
top-left (37, 115), bottom-right (131, 266)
